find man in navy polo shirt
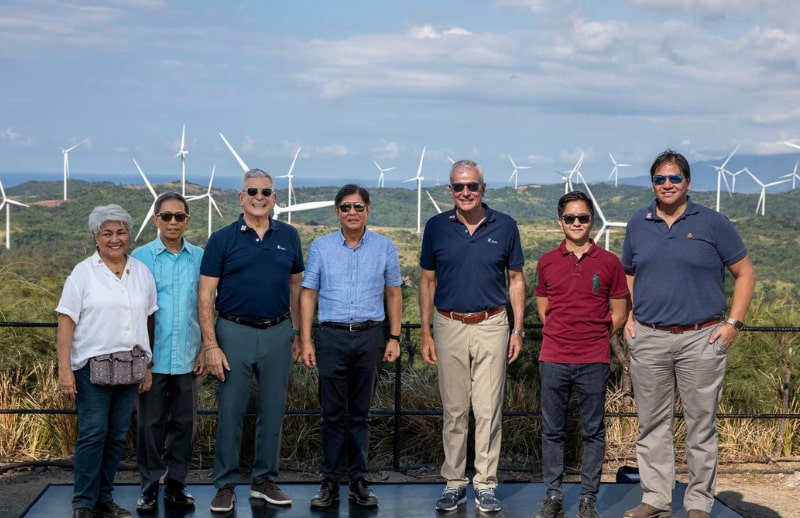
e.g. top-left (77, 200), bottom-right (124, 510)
top-left (621, 149), bottom-right (755, 518)
top-left (532, 191), bottom-right (629, 518)
top-left (199, 169), bottom-right (304, 513)
top-left (419, 159), bottom-right (526, 513)
top-left (299, 184), bottom-right (402, 509)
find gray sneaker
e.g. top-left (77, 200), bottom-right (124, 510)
top-left (533, 495), bottom-right (564, 518)
top-left (210, 484), bottom-right (236, 513)
top-left (249, 480), bottom-right (292, 505)
top-left (475, 488), bottom-right (502, 512)
top-left (435, 486), bottom-right (467, 512)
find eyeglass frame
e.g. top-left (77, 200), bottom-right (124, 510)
top-left (338, 202), bottom-right (367, 213)
top-left (157, 212), bottom-right (190, 223)
top-left (652, 174), bottom-right (685, 186)
top-left (450, 182), bottom-right (482, 193)
top-left (560, 214), bottom-right (592, 225)
top-left (243, 187), bottom-right (274, 197)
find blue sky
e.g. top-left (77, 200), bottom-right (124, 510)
top-left (1, 0), bottom-right (799, 189)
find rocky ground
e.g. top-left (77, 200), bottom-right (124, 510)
top-left (2, 461), bottom-right (798, 517)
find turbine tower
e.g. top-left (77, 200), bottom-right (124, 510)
top-left (56, 138), bottom-right (90, 200)
top-left (187, 165), bottom-right (223, 237)
top-left (780, 161), bottom-right (800, 190)
top-left (709, 145), bottom-right (737, 212)
top-left (579, 175), bottom-right (626, 250)
top-left (175, 125), bottom-right (188, 196)
top-left (403, 147), bottom-right (426, 234)
top-left (0, 178), bottom-right (30, 249)
top-left (507, 155), bottom-right (530, 189)
top-left (373, 160), bottom-right (396, 188)
top-left (133, 159), bottom-right (160, 241)
top-left (726, 168), bottom-right (748, 194)
top-left (745, 168), bottom-right (790, 216)
top-left (608, 152), bottom-right (631, 188)
top-left (276, 147), bottom-right (302, 224)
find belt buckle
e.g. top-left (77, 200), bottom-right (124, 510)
top-left (461, 312), bottom-right (474, 320)
top-left (668, 326), bottom-right (683, 334)
top-left (348, 323), bottom-right (357, 332)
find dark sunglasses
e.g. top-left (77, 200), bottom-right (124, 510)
top-left (561, 214), bottom-right (592, 225)
top-left (157, 212), bottom-right (189, 223)
top-left (652, 174), bottom-right (685, 186)
top-left (338, 202), bottom-right (367, 213)
top-left (244, 187), bottom-right (274, 197)
top-left (450, 182), bottom-right (481, 193)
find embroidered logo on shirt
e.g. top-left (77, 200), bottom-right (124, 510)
top-left (277, 245), bottom-right (286, 250)
top-left (687, 232), bottom-right (694, 239)
top-left (487, 238), bottom-right (498, 244)
top-left (592, 274), bottom-right (600, 294)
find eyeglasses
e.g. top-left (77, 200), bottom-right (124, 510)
top-left (157, 212), bottom-right (189, 223)
top-left (244, 187), bottom-right (274, 197)
top-left (450, 182), bottom-right (481, 193)
top-left (338, 202), bottom-right (367, 213)
top-left (652, 174), bottom-right (685, 186)
top-left (560, 214), bottom-right (592, 225)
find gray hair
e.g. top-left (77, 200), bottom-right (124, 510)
top-left (241, 168), bottom-right (274, 191)
top-left (450, 159), bottom-right (485, 184)
top-left (88, 204), bottom-right (133, 236)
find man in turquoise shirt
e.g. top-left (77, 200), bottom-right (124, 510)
top-left (131, 192), bottom-right (204, 512)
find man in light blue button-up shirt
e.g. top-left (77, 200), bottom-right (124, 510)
top-left (131, 192), bottom-right (204, 511)
top-left (300, 184), bottom-right (402, 509)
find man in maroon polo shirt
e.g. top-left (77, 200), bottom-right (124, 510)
top-left (532, 190), bottom-right (629, 518)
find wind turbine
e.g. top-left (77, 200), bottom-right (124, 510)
top-left (507, 155), bottom-right (530, 189)
top-left (133, 159), bottom-right (160, 241)
top-left (273, 200), bottom-right (334, 221)
top-left (709, 146), bottom-right (738, 212)
top-left (187, 165), bottom-right (223, 237)
top-left (0, 177), bottom-right (30, 249)
top-left (608, 152), bottom-right (631, 188)
top-left (175, 125), bottom-right (188, 196)
top-left (726, 168), bottom-right (748, 194)
top-left (555, 153), bottom-right (584, 194)
top-left (579, 175), bottom-right (627, 250)
top-left (745, 168), bottom-right (790, 216)
top-left (780, 161), bottom-right (800, 190)
top-left (276, 147), bottom-right (302, 224)
top-left (219, 132), bottom-right (250, 172)
top-left (426, 190), bottom-right (442, 214)
top-left (56, 138), bottom-right (90, 200)
top-left (784, 141), bottom-right (800, 152)
top-left (403, 147), bottom-right (426, 234)
top-left (374, 160), bottom-right (396, 188)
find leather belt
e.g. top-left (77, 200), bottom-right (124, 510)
top-left (437, 306), bottom-right (505, 325)
top-left (217, 312), bottom-right (289, 330)
top-left (637, 317), bottom-right (722, 334)
top-left (320, 321), bottom-right (383, 332)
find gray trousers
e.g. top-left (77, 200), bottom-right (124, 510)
top-left (627, 321), bottom-right (727, 513)
top-left (211, 318), bottom-right (294, 488)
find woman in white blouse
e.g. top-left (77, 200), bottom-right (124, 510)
top-left (56, 204), bottom-right (158, 518)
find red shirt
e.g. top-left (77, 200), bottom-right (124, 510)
top-left (534, 240), bottom-right (628, 364)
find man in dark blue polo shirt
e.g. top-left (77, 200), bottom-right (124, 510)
top-left (419, 159), bottom-right (526, 513)
top-left (199, 169), bottom-right (304, 513)
top-left (621, 149), bottom-right (755, 518)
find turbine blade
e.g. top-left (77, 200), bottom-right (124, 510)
top-left (219, 133), bottom-right (250, 172)
top-left (133, 159), bottom-right (158, 198)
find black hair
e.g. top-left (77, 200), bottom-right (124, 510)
top-left (650, 149), bottom-right (691, 181)
top-left (557, 190), bottom-right (594, 218)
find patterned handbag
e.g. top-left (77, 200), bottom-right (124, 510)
top-left (89, 345), bottom-right (148, 386)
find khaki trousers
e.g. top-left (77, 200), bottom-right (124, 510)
top-left (434, 309), bottom-right (509, 490)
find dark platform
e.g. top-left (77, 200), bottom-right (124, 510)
top-left (22, 482), bottom-right (742, 517)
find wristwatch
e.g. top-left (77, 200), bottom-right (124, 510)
top-left (725, 317), bottom-right (745, 330)
top-left (511, 329), bottom-right (525, 338)
top-left (388, 334), bottom-right (401, 342)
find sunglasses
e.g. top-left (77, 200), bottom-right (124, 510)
top-left (450, 182), bottom-right (481, 193)
top-left (338, 202), bottom-right (367, 213)
top-left (244, 187), bottom-right (274, 197)
top-left (652, 174), bottom-right (685, 186)
top-left (561, 214), bottom-right (592, 225)
top-left (157, 212), bottom-right (189, 223)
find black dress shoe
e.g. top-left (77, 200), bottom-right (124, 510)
top-left (72, 509), bottom-right (94, 518)
top-left (136, 490), bottom-right (158, 512)
top-left (164, 480), bottom-right (195, 507)
top-left (310, 479), bottom-right (340, 508)
top-left (348, 478), bottom-right (379, 507)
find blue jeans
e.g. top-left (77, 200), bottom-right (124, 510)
top-left (73, 364), bottom-right (138, 510)
top-left (539, 361), bottom-right (609, 501)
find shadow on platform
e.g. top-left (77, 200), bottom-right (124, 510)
top-left (22, 482), bottom-right (742, 518)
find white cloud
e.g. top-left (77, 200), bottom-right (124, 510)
top-left (0, 127), bottom-right (34, 147)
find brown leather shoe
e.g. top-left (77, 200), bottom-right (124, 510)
top-left (687, 510), bottom-right (709, 518)
top-left (623, 502), bottom-right (672, 518)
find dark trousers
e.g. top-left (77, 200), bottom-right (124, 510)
top-left (137, 372), bottom-right (197, 491)
top-left (539, 361), bottom-right (609, 501)
top-left (316, 325), bottom-right (385, 480)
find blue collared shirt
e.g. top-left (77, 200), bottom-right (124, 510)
top-left (131, 237), bottom-right (203, 375)
top-left (301, 227), bottom-right (402, 322)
